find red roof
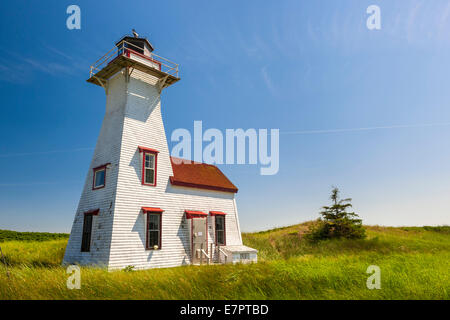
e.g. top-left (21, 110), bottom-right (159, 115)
top-left (185, 210), bottom-right (208, 219)
top-left (141, 207), bottom-right (164, 213)
top-left (210, 211), bottom-right (227, 216)
top-left (138, 146), bottom-right (159, 154)
top-left (169, 157), bottom-right (238, 193)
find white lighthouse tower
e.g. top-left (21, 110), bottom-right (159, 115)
top-left (63, 32), bottom-right (257, 270)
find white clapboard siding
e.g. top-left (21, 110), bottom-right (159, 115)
top-left (64, 67), bottom-right (244, 271)
top-left (63, 74), bottom-right (127, 266)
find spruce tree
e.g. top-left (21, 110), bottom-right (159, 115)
top-left (310, 187), bottom-right (366, 240)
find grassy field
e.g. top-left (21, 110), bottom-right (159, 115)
top-left (0, 223), bottom-right (448, 300)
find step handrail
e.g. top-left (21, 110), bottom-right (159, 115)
top-left (218, 247), bottom-right (229, 264)
top-left (200, 249), bottom-right (210, 265)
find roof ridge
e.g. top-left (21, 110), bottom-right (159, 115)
top-left (170, 156), bottom-right (218, 167)
top-left (169, 156), bottom-right (238, 193)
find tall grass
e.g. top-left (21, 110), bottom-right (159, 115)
top-left (0, 224), bottom-right (449, 300)
top-left (0, 239), bottom-right (66, 267)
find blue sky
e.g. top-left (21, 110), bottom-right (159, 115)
top-left (1, 0), bottom-right (450, 232)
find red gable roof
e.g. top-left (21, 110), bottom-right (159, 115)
top-left (169, 157), bottom-right (238, 193)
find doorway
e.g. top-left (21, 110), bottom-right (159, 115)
top-left (191, 217), bottom-right (207, 264)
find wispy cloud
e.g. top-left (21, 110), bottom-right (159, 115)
top-left (436, 1), bottom-right (450, 40)
top-left (261, 66), bottom-right (276, 96)
top-left (0, 180), bottom-right (84, 187)
top-left (0, 60), bottom-right (30, 84)
top-left (46, 45), bottom-right (89, 71)
top-left (281, 122), bottom-right (450, 135)
top-left (22, 58), bottom-right (75, 76)
top-left (0, 45), bottom-right (88, 84)
top-left (0, 147), bottom-right (94, 158)
top-left (44, 45), bottom-right (75, 61)
top-left (381, 0), bottom-right (450, 46)
top-left (406, 1), bottom-right (423, 43)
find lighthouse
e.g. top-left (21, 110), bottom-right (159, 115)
top-left (63, 31), bottom-right (257, 270)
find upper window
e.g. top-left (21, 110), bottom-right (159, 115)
top-left (93, 164), bottom-right (108, 190)
top-left (215, 215), bottom-right (226, 246)
top-left (139, 147), bottom-right (159, 186)
top-left (144, 153), bottom-right (156, 185)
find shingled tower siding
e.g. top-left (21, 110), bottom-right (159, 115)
top-left (63, 65), bottom-right (244, 270)
top-left (63, 74), bottom-right (127, 267)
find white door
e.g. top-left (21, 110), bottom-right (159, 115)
top-left (192, 218), bottom-right (207, 264)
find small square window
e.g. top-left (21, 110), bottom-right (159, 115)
top-left (240, 253), bottom-right (250, 260)
top-left (93, 165), bottom-right (108, 190)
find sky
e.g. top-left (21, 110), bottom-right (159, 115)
top-left (0, 0), bottom-right (450, 232)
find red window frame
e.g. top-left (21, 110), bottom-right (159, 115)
top-left (139, 146), bottom-right (159, 187)
top-left (92, 164), bottom-right (110, 190)
top-left (124, 47), bottom-right (162, 71)
top-left (213, 214), bottom-right (226, 246)
top-left (142, 207), bottom-right (163, 250)
top-left (186, 210), bottom-right (209, 256)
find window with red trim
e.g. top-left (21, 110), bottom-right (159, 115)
top-left (215, 215), bottom-right (226, 245)
top-left (93, 165), bottom-right (108, 190)
top-left (140, 149), bottom-right (158, 186)
top-left (81, 214), bottom-right (93, 252)
top-left (146, 213), bottom-right (162, 250)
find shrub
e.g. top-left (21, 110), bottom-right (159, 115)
top-left (307, 187), bottom-right (366, 241)
top-left (123, 265), bottom-right (135, 272)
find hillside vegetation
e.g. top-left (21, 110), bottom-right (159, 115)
top-left (0, 230), bottom-right (69, 243)
top-left (0, 223), bottom-right (449, 299)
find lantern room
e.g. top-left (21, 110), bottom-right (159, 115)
top-left (87, 30), bottom-right (180, 91)
top-left (115, 34), bottom-right (154, 56)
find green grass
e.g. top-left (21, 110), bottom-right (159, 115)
top-left (0, 223), bottom-right (449, 299)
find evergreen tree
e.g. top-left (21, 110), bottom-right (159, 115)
top-left (309, 187), bottom-right (366, 240)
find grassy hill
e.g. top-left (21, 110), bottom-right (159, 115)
top-left (0, 222), bottom-right (448, 299)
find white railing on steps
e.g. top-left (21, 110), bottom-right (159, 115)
top-left (218, 246), bottom-right (229, 264)
top-left (200, 249), bottom-right (210, 265)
